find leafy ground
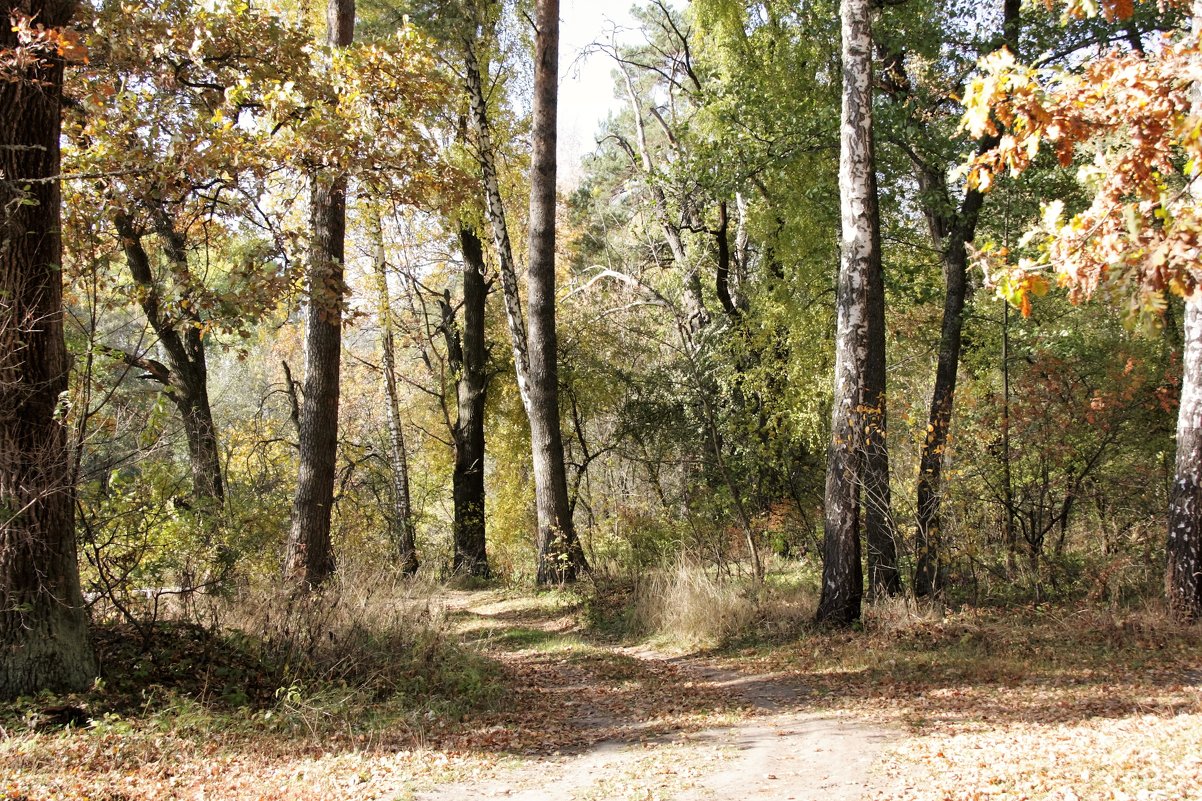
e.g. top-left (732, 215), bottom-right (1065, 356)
top-left (2, 589), bottom-right (1200, 800)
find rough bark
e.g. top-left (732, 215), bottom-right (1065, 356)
top-left (912, 194), bottom-right (982, 596)
top-left (463, 40), bottom-right (531, 410)
top-left (285, 0), bottom-right (355, 589)
top-left (450, 227), bottom-right (489, 577)
top-left (0, 0), bottom-right (96, 697)
top-left (1166, 0), bottom-right (1202, 620)
top-left (911, 0), bottom-right (1018, 596)
top-left (370, 206), bottom-right (418, 576)
top-left (863, 161), bottom-right (900, 600)
top-left (113, 214), bottom-right (224, 506)
top-left (817, 0), bottom-right (872, 625)
top-left (528, 0), bottom-right (586, 584)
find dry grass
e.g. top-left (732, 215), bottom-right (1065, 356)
top-left (0, 565), bottom-right (503, 801)
top-left (207, 563), bottom-right (455, 693)
top-left (625, 557), bottom-right (817, 649)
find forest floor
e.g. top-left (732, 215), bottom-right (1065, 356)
top-left (2, 586), bottom-right (1201, 800)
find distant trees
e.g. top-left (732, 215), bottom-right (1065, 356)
top-left (963, 0), bottom-right (1202, 619)
top-left (1, 0), bottom-right (96, 696)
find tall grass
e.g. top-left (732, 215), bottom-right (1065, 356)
top-left (625, 556), bottom-right (818, 649)
top-left (205, 563), bottom-right (497, 707)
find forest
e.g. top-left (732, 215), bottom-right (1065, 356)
top-left (1, 0), bottom-right (1201, 798)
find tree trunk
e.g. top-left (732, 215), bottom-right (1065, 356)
top-left (863, 163), bottom-right (900, 600)
top-left (1167, 298), bottom-right (1202, 619)
top-left (177, 374), bottom-right (224, 504)
top-left (1167, 2), bottom-right (1202, 619)
top-left (451, 227), bottom-right (490, 577)
top-left (913, 226), bottom-right (966, 596)
top-left (817, 0), bottom-right (872, 625)
top-left (0, 0), bottom-right (96, 697)
top-left (911, 0), bottom-right (1018, 598)
top-left (715, 201), bottom-right (740, 319)
top-left (464, 40), bottom-right (532, 411)
top-left (113, 214), bottom-right (224, 507)
top-left (370, 206), bottom-right (419, 576)
top-left (285, 0), bottom-right (355, 589)
top-left (528, 0), bottom-right (586, 584)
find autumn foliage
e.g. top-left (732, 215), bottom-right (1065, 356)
top-left (963, 9), bottom-right (1202, 319)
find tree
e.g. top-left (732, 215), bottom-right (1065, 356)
top-left (873, 0), bottom-right (1022, 597)
top-left (817, 0), bottom-right (875, 624)
top-left (526, 0), bottom-right (586, 584)
top-left (62, 0), bottom-right (313, 510)
top-left (0, 0), bottom-right (96, 696)
top-left (110, 212), bottom-right (226, 505)
top-left (285, 0), bottom-right (357, 589)
top-left (368, 202), bottom-right (419, 575)
top-left (863, 161), bottom-right (900, 600)
top-left (963, 0), bottom-right (1202, 618)
top-left (449, 225), bottom-right (490, 577)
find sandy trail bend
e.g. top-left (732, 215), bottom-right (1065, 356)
top-left (416, 594), bottom-right (893, 801)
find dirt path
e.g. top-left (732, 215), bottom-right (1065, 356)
top-left (416, 592), bottom-right (894, 801)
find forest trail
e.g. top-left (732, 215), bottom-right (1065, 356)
top-left (416, 591), bottom-right (894, 801)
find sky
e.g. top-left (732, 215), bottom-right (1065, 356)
top-left (556, 1), bottom-right (661, 186)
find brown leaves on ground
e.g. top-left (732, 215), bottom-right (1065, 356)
top-left (717, 604), bottom-right (1202, 801)
top-left (3, 595), bottom-right (1199, 801)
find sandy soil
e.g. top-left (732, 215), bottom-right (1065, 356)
top-left (416, 594), bottom-right (894, 801)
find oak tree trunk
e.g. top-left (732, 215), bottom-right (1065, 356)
top-left (285, 0), bottom-right (355, 589)
top-left (113, 215), bottom-right (224, 507)
top-left (451, 227), bottom-right (490, 577)
top-left (0, 0), bottom-right (96, 697)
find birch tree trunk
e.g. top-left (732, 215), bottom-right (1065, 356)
top-left (0, 0), bottom-right (96, 697)
top-left (463, 40), bottom-right (531, 411)
top-left (285, 0), bottom-right (355, 589)
top-left (1165, 0), bottom-right (1202, 621)
top-left (817, 0), bottom-right (872, 625)
top-left (370, 206), bottom-right (419, 576)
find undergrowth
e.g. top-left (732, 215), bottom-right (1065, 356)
top-left (1, 564), bottom-right (501, 743)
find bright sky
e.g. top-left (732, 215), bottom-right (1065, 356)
top-left (557, 1), bottom-right (666, 186)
